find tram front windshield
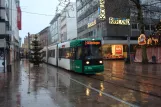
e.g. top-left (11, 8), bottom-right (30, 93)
top-left (84, 45), bottom-right (102, 59)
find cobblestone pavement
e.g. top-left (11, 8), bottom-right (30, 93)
top-left (0, 59), bottom-right (161, 107)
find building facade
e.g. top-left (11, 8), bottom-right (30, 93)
top-left (60, 2), bottom-right (77, 42)
top-left (76, 0), bottom-right (161, 59)
top-left (22, 34), bottom-right (34, 58)
top-left (48, 2), bottom-right (77, 45)
top-left (49, 13), bottom-right (61, 45)
top-left (77, 0), bottom-right (102, 39)
top-left (38, 26), bottom-right (49, 47)
top-left (0, 0), bottom-right (10, 67)
top-left (0, 0), bottom-right (21, 69)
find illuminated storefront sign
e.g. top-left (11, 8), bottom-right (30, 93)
top-left (109, 17), bottom-right (130, 25)
top-left (115, 45), bottom-right (123, 54)
top-left (87, 20), bottom-right (96, 28)
top-left (85, 41), bottom-right (101, 45)
top-left (99, 0), bottom-right (106, 20)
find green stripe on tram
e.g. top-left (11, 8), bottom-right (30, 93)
top-left (70, 60), bottom-right (82, 73)
top-left (84, 65), bottom-right (104, 74)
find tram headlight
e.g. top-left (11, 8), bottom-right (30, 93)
top-left (86, 61), bottom-right (90, 64)
top-left (99, 60), bottom-right (103, 64)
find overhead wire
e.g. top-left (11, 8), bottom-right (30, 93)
top-left (7, 8), bottom-right (55, 16)
top-left (7, 7), bottom-right (77, 18)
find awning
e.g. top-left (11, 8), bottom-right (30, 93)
top-left (102, 40), bottom-right (138, 45)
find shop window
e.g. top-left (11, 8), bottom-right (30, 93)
top-left (102, 45), bottom-right (125, 59)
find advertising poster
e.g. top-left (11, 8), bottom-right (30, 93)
top-left (115, 45), bottom-right (122, 55)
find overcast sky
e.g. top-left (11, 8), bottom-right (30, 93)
top-left (19, 0), bottom-right (75, 44)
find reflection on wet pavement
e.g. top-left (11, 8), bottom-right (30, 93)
top-left (0, 59), bottom-right (129, 107)
top-left (0, 59), bottom-right (161, 107)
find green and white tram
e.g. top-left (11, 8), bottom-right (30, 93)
top-left (43, 39), bottom-right (104, 74)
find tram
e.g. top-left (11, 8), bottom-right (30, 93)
top-left (42, 39), bottom-right (104, 74)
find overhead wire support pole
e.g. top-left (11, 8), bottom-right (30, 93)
top-left (28, 32), bottom-right (30, 81)
top-left (28, 32), bottom-right (31, 94)
top-left (4, 38), bottom-right (6, 73)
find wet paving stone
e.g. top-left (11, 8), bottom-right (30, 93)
top-left (0, 59), bottom-right (161, 107)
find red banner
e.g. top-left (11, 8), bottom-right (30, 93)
top-left (17, 7), bottom-right (21, 30)
top-left (115, 45), bottom-right (122, 54)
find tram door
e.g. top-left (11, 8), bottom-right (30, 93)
top-left (75, 47), bottom-right (83, 73)
top-left (70, 47), bottom-right (75, 71)
top-left (56, 45), bottom-right (58, 66)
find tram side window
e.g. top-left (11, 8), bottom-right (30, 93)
top-left (70, 48), bottom-right (76, 59)
top-left (62, 48), bottom-right (66, 58)
top-left (49, 50), bottom-right (55, 58)
top-left (52, 50), bottom-right (55, 58)
top-left (59, 49), bottom-right (64, 58)
top-left (48, 50), bottom-right (51, 57)
top-left (76, 47), bottom-right (82, 59)
top-left (59, 49), bottom-right (62, 58)
top-left (59, 48), bottom-right (67, 58)
top-left (66, 48), bottom-right (70, 58)
top-left (59, 48), bottom-right (71, 59)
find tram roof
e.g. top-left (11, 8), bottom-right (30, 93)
top-left (71, 38), bottom-right (101, 42)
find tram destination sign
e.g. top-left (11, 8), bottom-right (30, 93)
top-left (84, 41), bottom-right (101, 45)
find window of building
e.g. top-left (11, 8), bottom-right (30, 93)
top-left (87, 4), bottom-right (89, 9)
top-left (93, 29), bottom-right (96, 37)
top-left (76, 1), bottom-right (81, 8)
top-left (77, 11), bottom-right (80, 17)
top-left (97, 24), bottom-right (99, 29)
top-left (132, 23), bottom-right (138, 29)
top-left (150, 25), bottom-right (155, 31)
top-left (144, 24), bottom-right (150, 30)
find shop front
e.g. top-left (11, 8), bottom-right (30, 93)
top-left (102, 44), bottom-right (137, 60)
top-left (102, 44), bottom-right (126, 59)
